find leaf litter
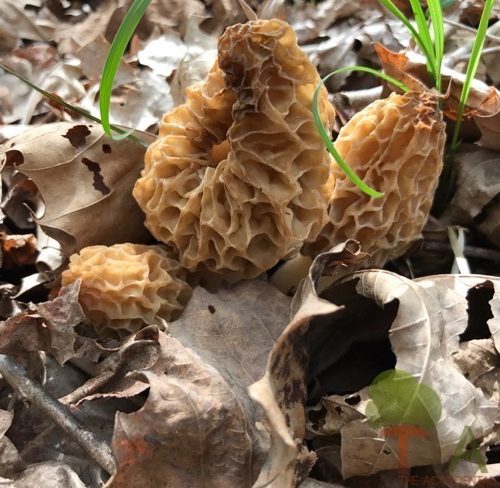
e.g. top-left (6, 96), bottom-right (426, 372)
top-left (0, 1), bottom-right (499, 487)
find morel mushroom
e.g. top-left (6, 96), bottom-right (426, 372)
top-left (133, 19), bottom-right (335, 282)
top-left (304, 91), bottom-right (446, 266)
top-left (61, 243), bottom-right (191, 338)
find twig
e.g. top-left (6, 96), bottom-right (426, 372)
top-left (451, 46), bottom-right (500, 63)
top-left (423, 241), bottom-right (500, 261)
top-left (0, 354), bottom-right (116, 475)
top-left (444, 18), bottom-right (500, 43)
top-left (444, 20), bottom-right (500, 67)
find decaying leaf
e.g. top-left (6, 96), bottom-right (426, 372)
top-left (106, 329), bottom-right (265, 487)
top-left (169, 279), bottom-right (291, 394)
top-left (250, 244), bottom-right (500, 484)
top-left (442, 145), bottom-right (500, 247)
top-left (7, 461), bottom-right (87, 488)
top-left (0, 123), bottom-right (153, 256)
top-left (0, 280), bottom-right (100, 364)
top-left (0, 409), bottom-right (23, 478)
top-left (249, 243), bottom-right (367, 487)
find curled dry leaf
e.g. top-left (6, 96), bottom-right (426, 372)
top-left (0, 123), bottom-right (153, 256)
top-left (249, 242), bottom-right (367, 487)
top-left (106, 329), bottom-right (265, 488)
top-left (60, 326), bottom-right (161, 406)
top-left (250, 244), bottom-right (500, 483)
top-left (0, 281), bottom-right (101, 364)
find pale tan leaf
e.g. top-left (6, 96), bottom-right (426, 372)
top-left (0, 122), bottom-right (153, 256)
top-left (249, 242), bottom-right (365, 487)
top-left (251, 247), bottom-right (500, 483)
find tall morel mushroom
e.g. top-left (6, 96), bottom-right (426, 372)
top-left (61, 243), bottom-right (192, 339)
top-left (304, 91), bottom-right (446, 266)
top-left (133, 19), bottom-right (335, 282)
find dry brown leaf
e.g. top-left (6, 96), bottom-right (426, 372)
top-left (249, 242), bottom-right (366, 488)
top-left (169, 279), bottom-right (291, 395)
top-left (8, 461), bottom-right (87, 488)
top-left (0, 0), bottom-right (55, 42)
top-left (0, 281), bottom-right (101, 364)
top-left (0, 409), bottom-right (23, 478)
top-left (54, 0), bottom-right (120, 55)
top-left (106, 329), bottom-right (264, 487)
top-left (0, 122), bottom-right (153, 256)
top-left (0, 232), bottom-right (37, 269)
top-left (250, 245), bottom-right (500, 484)
top-left (60, 326), bottom-right (161, 405)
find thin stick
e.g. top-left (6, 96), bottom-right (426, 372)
top-left (0, 355), bottom-right (116, 475)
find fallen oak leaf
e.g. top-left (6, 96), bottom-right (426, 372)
top-left (0, 123), bottom-right (153, 256)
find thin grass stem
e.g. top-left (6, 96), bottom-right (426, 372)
top-left (313, 67), bottom-right (410, 198)
top-left (0, 63), bottom-right (148, 148)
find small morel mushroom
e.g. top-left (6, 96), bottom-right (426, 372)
top-left (61, 243), bottom-right (192, 338)
top-left (133, 19), bottom-right (335, 282)
top-left (304, 91), bottom-right (446, 266)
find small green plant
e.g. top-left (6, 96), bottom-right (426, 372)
top-left (99, 0), bottom-right (152, 140)
top-left (312, 0), bottom-right (494, 198)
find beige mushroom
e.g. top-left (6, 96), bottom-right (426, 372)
top-left (61, 243), bottom-right (192, 339)
top-left (133, 19), bottom-right (335, 282)
top-left (304, 91), bottom-right (446, 266)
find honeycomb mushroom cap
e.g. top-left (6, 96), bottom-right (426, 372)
top-left (304, 91), bottom-right (446, 266)
top-left (133, 19), bottom-right (335, 282)
top-left (61, 243), bottom-right (192, 338)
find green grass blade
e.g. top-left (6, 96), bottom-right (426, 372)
top-left (409, 0), bottom-right (438, 84)
top-left (0, 63), bottom-right (148, 147)
top-left (312, 66), bottom-right (410, 198)
top-left (450, 0), bottom-right (495, 155)
top-left (378, 0), bottom-right (436, 73)
top-left (99, 0), bottom-right (151, 140)
top-left (427, 0), bottom-right (445, 92)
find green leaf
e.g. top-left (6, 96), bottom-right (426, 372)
top-left (99, 0), bottom-right (152, 140)
top-left (378, 0), bottom-right (436, 81)
top-left (312, 66), bottom-right (409, 199)
top-left (366, 369), bottom-right (442, 430)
